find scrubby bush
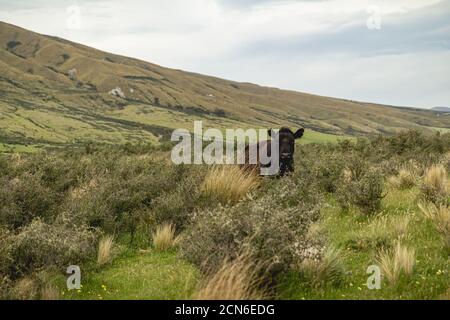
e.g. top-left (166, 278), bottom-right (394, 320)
top-left (180, 178), bottom-right (322, 278)
top-left (337, 168), bottom-right (385, 214)
top-left (0, 174), bottom-right (58, 228)
top-left (0, 219), bottom-right (97, 279)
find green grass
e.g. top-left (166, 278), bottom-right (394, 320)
top-left (278, 187), bottom-right (450, 300)
top-left (299, 130), bottom-right (354, 144)
top-left (53, 183), bottom-right (449, 300)
top-left (62, 250), bottom-right (199, 300)
top-left (0, 143), bottom-right (41, 153)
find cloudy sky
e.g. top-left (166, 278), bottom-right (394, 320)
top-left (0, 0), bottom-right (449, 108)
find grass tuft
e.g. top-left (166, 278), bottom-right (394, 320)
top-left (420, 165), bottom-right (448, 204)
top-left (419, 202), bottom-right (450, 251)
top-left (388, 167), bottom-right (417, 190)
top-left (377, 241), bottom-right (415, 285)
top-left (97, 235), bottom-right (114, 266)
top-left (194, 253), bottom-right (268, 300)
top-left (201, 165), bottom-right (260, 204)
top-left (298, 246), bottom-right (344, 287)
top-left (152, 223), bottom-right (179, 252)
top-left (40, 285), bottom-right (60, 300)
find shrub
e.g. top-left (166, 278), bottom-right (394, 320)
top-left (201, 165), bottom-right (260, 205)
top-left (420, 165), bottom-right (449, 204)
top-left (181, 178), bottom-right (322, 278)
top-left (377, 241), bottom-right (415, 285)
top-left (97, 235), bottom-right (114, 266)
top-left (0, 219), bottom-right (97, 278)
top-left (337, 168), bottom-right (384, 214)
top-left (0, 174), bottom-right (58, 228)
top-left (194, 252), bottom-right (268, 300)
top-left (152, 223), bottom-right (179, 252)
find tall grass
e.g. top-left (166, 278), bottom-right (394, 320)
top-left (97, 235), bottom-right (114, 266)
top-left (377, 241), bottom-right (415, 285)
top-left (388, 167), bottom-right (417, 190)
top-left (194, 253), bottom-right (268, 300)
top-left (12, 277), bottom-right (38, 300)
top-left (40, 285), bottom-right (60, 300)
top-left (298, 246), bottom-right (344, 287)
top-left (201, 165), bottom-right (260, 204)
top-left (152, 223), bottom-right (179, 252)
top-left (418, 202), bottom-right (450, 250)
top-left (421, 165), bottom-right (448, 204)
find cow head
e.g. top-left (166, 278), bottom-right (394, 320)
top-left (268, 127), bottom-right (304, 175)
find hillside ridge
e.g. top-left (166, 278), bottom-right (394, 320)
top-left (1, 21), bottom-right (449, 150)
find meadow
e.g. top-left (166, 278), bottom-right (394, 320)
top-left (0, 130), bottom-right (449, 300)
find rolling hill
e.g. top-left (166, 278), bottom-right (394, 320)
top-left (1, 21), bottom-right (449, 151)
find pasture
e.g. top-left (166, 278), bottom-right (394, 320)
top-left (0, 130), bottom-right (449, 300)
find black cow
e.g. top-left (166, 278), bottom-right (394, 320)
top-left (243, 127), bottom-right (305, 176)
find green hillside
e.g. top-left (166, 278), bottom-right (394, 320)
top-left (1, 21), bottom-right (449, 152)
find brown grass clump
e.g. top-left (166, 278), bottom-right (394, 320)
top-left (298, 246), bottom-right (344, 287)
top-left (12, 277), bottom-right (38, 300)
top-left (420, 165), bottom-right (448, 204)
top-left (194, 253), bottom-right (268, 300)
top-left (40, 285), bottom-right (60, 300)
top-left (97, 235), bottom-right (114, 266)
top-left (377, 241), bottom-right (415, 285)
top-left (388, 167), bottom-right (417, 190)
top-left (152, 223), bottom-right (180, 252)
top-left (201, 165), bottom-right (260, 204)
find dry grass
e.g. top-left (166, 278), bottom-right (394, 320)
top-left (152, 223), bottom-right (180, 252)
top-left (97, 235), bottom-right (114, 266)
top-left (418, 202), bottom-right (450, 250)
top-left (12, 277), bottom-right (38, 300)
top-left (348, 215), bottom-right (410, 250)
top-left (299, 246), bottom-right (344, 286)
top-left (377, 241), bottom-right (415, 285)
top-left (194, 253), bottom-right (268, 300)
top-left (421, 165), bottom-right (448, 204)
top-left (388, 167), bottom-right (418, 190)
top-left (40, 285), bottom-right (60, 300)
top-left (201, 165), bottom-right (260, 204)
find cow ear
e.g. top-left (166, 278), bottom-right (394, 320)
top-left (294, 128), bottom-right (305, 139)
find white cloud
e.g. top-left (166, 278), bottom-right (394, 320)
top-left (0, 0), bottom-right (449, 108)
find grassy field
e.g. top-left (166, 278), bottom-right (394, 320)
top-left (1, 131), bottom-right (448, 300)
top-left (62, 251), bottom-right (198, 300)
top-left (51, 184), bottom-right (448, 300)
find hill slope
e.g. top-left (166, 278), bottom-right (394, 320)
top-left (1, 21), bottom-right (449, 150)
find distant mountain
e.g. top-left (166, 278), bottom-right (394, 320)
top-left (1, 21), bottom-right (450, 149)
top-left (432, 107), bottom-right (450, 113)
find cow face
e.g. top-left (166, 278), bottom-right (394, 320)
top-left (268, 127), bottom-right (304, 175)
